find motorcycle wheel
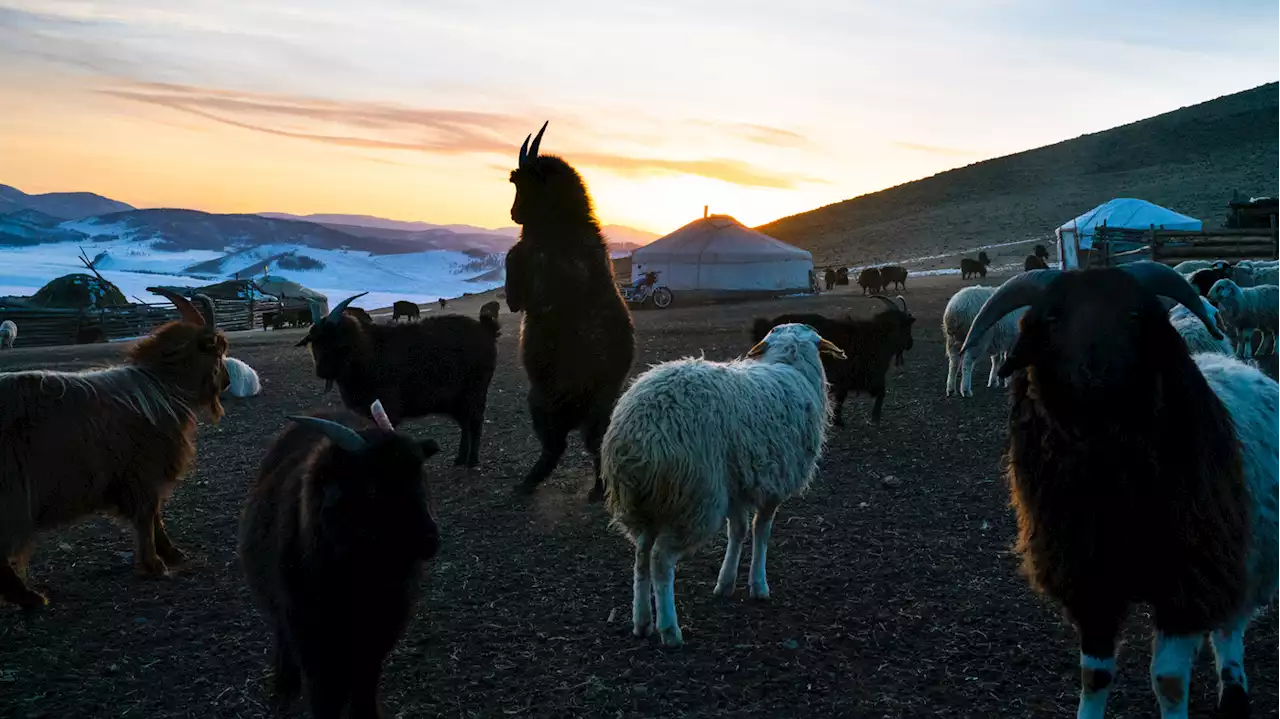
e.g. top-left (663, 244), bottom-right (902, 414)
top-left (651, 287), bottom-right (673, 309)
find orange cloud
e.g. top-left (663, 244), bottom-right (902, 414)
top-left (572, 153), bottom-right (828, 189)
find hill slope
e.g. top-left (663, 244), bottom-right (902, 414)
top-left (759, 83), bottom-right (1279, 266)
top-left (0, 184), bottom-right (135, 220)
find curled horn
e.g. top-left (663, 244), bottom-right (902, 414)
top-left (325, 292), bottom-right (368, 326)
top-left (959, 269), bottom-right (1060, 356)
top-left (192, 293), bottom-right (217, 327)
top-left (1120, 260), bottom-right (1223, 339)
top-left (148, 286), bottom-right (210, 327)
top-left (527, 120), bottom-right (549, 160)
top-left (869, 295), bottom-right (899, 312)
top-left (370, 399), bottom-right (395, 432)
top-left (308, 299), bottom-right (324, 325)
top-left (286, 415), bottom-right (366, 453)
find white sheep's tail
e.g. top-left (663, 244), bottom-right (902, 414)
top-left (602, 434), bottom-right (728, 550)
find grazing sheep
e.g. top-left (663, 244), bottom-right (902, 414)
top-left (1208, 279), bottom-right (1279, 358)
top-left (239, 400), bottom-right (440, 717)
top-left (0, 320), bottom-right (15, 349)
top-left (856, 267), bottom-right (883, 295)
top-left (823, 268), bottom-right (837, 291)
top-left (297, 294), bottom-right (500, 468)
top-left (504, 121), bottom-right (636, 500)
top-left (942, 285), bottom-right (1023, 397)
top-left (879, 265), bottom-right (908, 291)
top-left (960, 261), bottom-right (1278, 719)
top-left (603, 323), bottom-right (846, 647)
top-left (391, 300), bottom-right (419, 322)
top-left (223, 357), bottom-right (262, 398)
top-left (1234, 262), bottom-right (1280, 288)
top-left (753, 295), bottom-right (914, 424)
top-left (0, 288), bottom-right (228, 609)
top-left (1024, 254), bottom-right (1049, 271)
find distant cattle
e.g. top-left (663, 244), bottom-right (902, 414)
top-left (1033, 244), bottom-right (1050, 261)
top-left (1024, 254), bottom-right (1049, 271)
top-left (961, 252), bottom-right (992, 280)
top-left (823, 268), bottom-right (837, 291)
top-left (857, 267), bottom-right (884, 295)
top-left (879, 265), bottom-right (908, 291)
top-left (393, 300), bottom-right (420, 322)
top-left (835, 267), bottom-right (850, 286)
top-left (270, 307), bottom-right (311, 330)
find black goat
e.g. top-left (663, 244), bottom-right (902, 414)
top-left (297, 294), bottom-right (499, 467)
top-left (1024, 254), bottom-right (1049, 271)
top-left (752, 295), bottom-right (914, 424)
top-left (960, 252), bottom-right (990, 279)
top-left (879, 265), bottom-right (908, 291)
top-left (856, 267), bottom-right (883, 295)
top-left (239, 401), bottom-right (440, 718)
top-left (391, 300), bottom-right (419, 322)
top-left (1188, 263), bottom-right (1234, 297)
top-left (504, 121), bottom-right (636, 500)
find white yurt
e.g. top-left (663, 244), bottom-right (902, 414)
top-left (630, 214), bottom-right (813, 300)
top-left (1056, 198), bottom-right (1202, 269)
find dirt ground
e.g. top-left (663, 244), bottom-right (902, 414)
top-left (1, 273), bottom-right (1276, 719)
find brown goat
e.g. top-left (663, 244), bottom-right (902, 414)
top-left (0, 288), bottom-right (228, 610)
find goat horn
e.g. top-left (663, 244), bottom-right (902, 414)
top-left (519, 133), bottom-right (531, 167)
top-left (1120, 261), bottom-right (1223, 339)
top-left (960, 269), bottom-right (1059, 356)
top-left (308, 299), bottom-right (324, 325)
top-left (192, 293), bottom-right (217, 327)
top-left (896, 294), bottom-right (908, 313)
top-left (286, 415), bottom-right (366, 453)
top-left (528, 120), bottom-right (548, 159)
top-left (370, 399), bottom-right (395, 432)
top-left (148, 287), bottom-right (208, 327)
top-left (869, 295), bottom-right (898, 311)
top-left (325, 292), bottom-right (368, 326)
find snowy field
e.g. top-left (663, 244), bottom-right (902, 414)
top-left (0, 238), bottom-right (504, 310)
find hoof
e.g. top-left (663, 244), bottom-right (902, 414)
top-left (632, 622), bottom-right (653, 638)
top-left (658, 625), bottom-right (684, 647)
top-left (712, 582), bottom-right (734, 598)
top-left (748, 584), bottom-right (770, 601)
top-left (1217, 685), bottom-right (1250, 718)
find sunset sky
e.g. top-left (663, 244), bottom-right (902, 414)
top-left (0, 0), bottom-right (1276, 235)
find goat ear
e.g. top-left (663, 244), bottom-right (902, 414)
top-left (419, 439), bottom-right (440, 459)
top-left (747, 340), bottom-right (768, 358)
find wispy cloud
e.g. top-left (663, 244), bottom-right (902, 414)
top-left (98, 81), bottom-right (824, 188)
top-left (688, 120), bottom-right (812, 148)
top-left (890, 140), bottom-right (974, 157)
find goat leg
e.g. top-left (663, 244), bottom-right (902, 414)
top-left (131, 509), bottom-right (169, 578)
top-left (153, 513), bottom-right (187, 565)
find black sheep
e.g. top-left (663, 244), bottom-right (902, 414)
top-left (751, 295), bottom-right (914, 424)
top-left (503, 121), bottom-right (636, 500)
top-left (1188, 263), bottom-right (1234, 297)
top-left (297, 294), bottom-right (499, 467)
top-left (239, 401), bottom-right (440, 718)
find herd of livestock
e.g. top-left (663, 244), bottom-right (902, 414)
top-left (1, 122), bottom-right (1277, 719)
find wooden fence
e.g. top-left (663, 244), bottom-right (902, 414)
top-left (0, 299), bottom-right (289, 348)
top-left (1093, 226), bottom-right (1279, 268)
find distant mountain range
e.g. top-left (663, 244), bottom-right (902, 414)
top-left (0, 184), bottom-right (659, 257)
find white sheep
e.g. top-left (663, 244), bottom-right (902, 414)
top-left (942, 285), bottom-right (1024, 397)
top-left (1169, 297), bottom-right (1234, 356)
top-left (1234, 263), bottom-right (1280, 288)
top-left (0, 320), bottom-right (15, 349)
top-left (1208, 279), bottom-right (1279, 359)
top-left (1172, 260), bottom-right (1221, 274)
top-left (602, 323), bottom-right (845, 647)
top-left (222, 356), bottom-right (261, 398)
